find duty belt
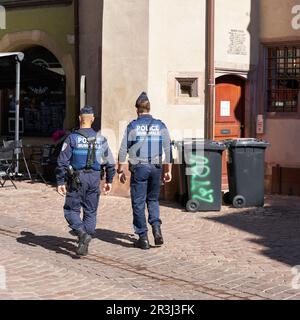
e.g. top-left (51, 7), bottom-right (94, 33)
top-left (76, 168), bottom-right (99, 173)
top-left (130, 157), bottom-right (162, 165)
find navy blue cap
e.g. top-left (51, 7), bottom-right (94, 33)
top-left (135, 92), bottom-right (149, 108)
top-left (80, 105), bottom-right (94, 115)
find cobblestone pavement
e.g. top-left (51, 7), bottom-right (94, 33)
top-left (1, 181), bottom-right (300, 300)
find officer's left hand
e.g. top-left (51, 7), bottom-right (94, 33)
top-left (103, 183), bottom-right (112, 195)
top-left (57, 185), bottom-right (67, 196)
top-left (163, 172), bottom-right (172, 183)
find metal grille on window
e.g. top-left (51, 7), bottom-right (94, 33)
top-left (267, 46), bottom-right (300, 112)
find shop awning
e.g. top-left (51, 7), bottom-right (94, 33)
top-left (0, 52), bottom-right (24, 60)
top-left (0, 56), bottom-right (64, 88)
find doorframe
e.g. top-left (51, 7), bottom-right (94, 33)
top-left (214, 69), bottom-right (255, 139)
top-left (214, 70), bottom-right (253, 191)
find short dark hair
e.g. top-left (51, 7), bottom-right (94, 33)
top-left (137, 100), bottom-right (150, 113)
top-left (80, 105), bottom-right (94, 115)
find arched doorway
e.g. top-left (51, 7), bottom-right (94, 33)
top-left (0, 46), bottom-right (66, 137)
top-left (215, 75), bottom-right (246, 189)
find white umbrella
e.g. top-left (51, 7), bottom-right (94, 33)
top-left (0, 52), bottom-right (24, 173)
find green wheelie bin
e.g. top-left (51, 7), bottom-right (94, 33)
top-left (175, 139), bottom-right (226, 212)
top-left (223, 138), bottom-right (269, 208)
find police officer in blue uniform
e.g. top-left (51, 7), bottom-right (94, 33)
top-left (118, 92), bottom-right (173, 250)
top-left (56, 106), bottom-right (116, 256)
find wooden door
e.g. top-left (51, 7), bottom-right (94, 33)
top-left (215, 75), bottom-right (245, 189)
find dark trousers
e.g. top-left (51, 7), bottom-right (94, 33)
top-left (64, 171), bottom-right (101, 235)
top-left (130, 163), bottom-right (163, 237)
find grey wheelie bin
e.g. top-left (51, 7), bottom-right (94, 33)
top-left (223, 139), bottom-right (269, 208)
top-left (175, 139), bottom-right (226, 212)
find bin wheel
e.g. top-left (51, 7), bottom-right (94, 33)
top-left (186, 199), bottom-right (200, 212)
top-left (223, 192), bottom-right (232, 205)
top-left (233, 195), bottom-right (246, 208)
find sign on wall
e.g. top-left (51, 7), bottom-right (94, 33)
top-left (292, 5), bottom-right (300, 30)
top-left (227, 29), bottom-right (247, 56)
top-left (257, 114), bottom-right (264, 135)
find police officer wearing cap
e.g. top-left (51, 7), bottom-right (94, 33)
top-left (118, 92), bottom-right (173, 250)
top-left (56, 106), bottom-right (116, 256)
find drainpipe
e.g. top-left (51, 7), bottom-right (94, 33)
top-left (206, 0), bottom-right (215, 140)
top-left (74, 0), bottom-right (80, 112)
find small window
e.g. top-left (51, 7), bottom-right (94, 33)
top-left (168, 72), bottom-right (203, 105)
top-left (176, 78), bottom-right (198, 98)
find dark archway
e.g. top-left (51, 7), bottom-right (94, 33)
top-left (0, 46), bottom-right (66, 137)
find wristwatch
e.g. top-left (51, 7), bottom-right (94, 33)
top-left (117, 169), bottom-right (124, 174)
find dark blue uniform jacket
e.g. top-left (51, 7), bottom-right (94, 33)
top-left (119, 115), bottom-right (173, 164)
top-left (56, 128), bottom-right (115, 185)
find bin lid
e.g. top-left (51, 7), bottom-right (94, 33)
top-left (174, 139), bottom-right (226, 151)
top-left (225, 138), bottom-right (269, 148)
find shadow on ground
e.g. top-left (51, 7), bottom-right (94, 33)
top-left (94, 229), bottom-right (136, 248)
top-left (159, 200), bottom-right (186, 211)
top-left (17, 231), bottom-right (79, 259)
top-left (206, 199), bottom-right (300, 267)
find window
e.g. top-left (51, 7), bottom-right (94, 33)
top-left (167, 72), bottom-right (203, 105)
top-left (267, 46), bottom-right (300, 112)
top-left (176, 78), bottom-right (198, 98)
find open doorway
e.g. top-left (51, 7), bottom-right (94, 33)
top-left (0, 46), bottom-right (66, 138)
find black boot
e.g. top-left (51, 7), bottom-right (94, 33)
top-left (70, 228), bottom-right (85, 240)
top-left (134, 235), bottom-right (150, 250)
top-left (69, 229), bottom-right (79, 237)
top-left (152, 225), bottom-right (164, 246)
top-left (76, 230), bottom-right (92, 256)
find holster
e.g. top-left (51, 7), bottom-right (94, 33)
top-left (73, 171), bottom-right (81, 190)
top-left (66, 170), bottom-right (81, 191)
top-left (128, 162), bottom-right (136, 174)
top-left (100, 167), bottom-right (105, 180)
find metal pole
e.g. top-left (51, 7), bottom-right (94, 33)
top-left (80, 75), bottom-right (86, 109)
top-left (15, 58), bottom-right (21, 174)
top-left (74, 0), bottom-right (80, 112)
top-left (206, 0), bottom-right (215, 140)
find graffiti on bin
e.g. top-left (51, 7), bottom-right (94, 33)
top-left (190, 153), bottom-right (214, 204)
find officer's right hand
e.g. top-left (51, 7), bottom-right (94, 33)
top-left (103, 183), bottom-right (112, 195)
top-left (119, 173), bottom-right (127, 184)
top-left (57, 185), bottom-right (67, 196)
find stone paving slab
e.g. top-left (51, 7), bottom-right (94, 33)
top-left (0, 182), bottom-right (300, 300)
